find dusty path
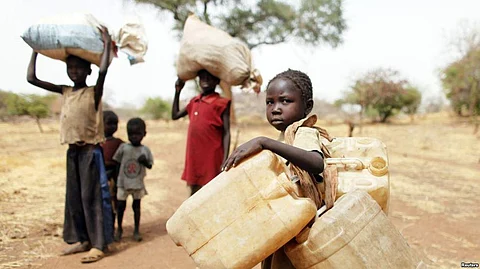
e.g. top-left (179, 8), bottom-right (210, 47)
top-left (1, 115), bottom-right (479, 269)
top-left (29, 120), bottom-right (266, 269)
top-left (36, 120), bottom-right (200, 269)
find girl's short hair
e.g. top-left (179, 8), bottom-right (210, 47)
top-left (267, 69), bottom-right (313, 104)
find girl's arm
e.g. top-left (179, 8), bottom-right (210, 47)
top-left (171, 78), bottom-right (188, 120)
top-left (26, 51), bottom-right (63, 94)
top-left (221, 102), bottom-right (231, 167)
top-left (223, 137), bottom-right (324, 174)
top-left (94, 26), bottom-right (111, 111)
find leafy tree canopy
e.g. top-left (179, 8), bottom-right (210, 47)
top-left (340, 68), bottom-right (421, 123)
top-left (441, 47), bottom-right (480, 116)
top-left (133, 0), bottom-right (346, 49)
top-left (5, 93), bottom-right (55, 132)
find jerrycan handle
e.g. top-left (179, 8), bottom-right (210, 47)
top-left (325, 158), bottom-right (365, 170)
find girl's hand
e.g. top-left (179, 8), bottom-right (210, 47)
top-left (222, 137), bottom-right (266, 171)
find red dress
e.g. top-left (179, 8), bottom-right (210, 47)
top-left (182, 92), bottom-right (231, 186)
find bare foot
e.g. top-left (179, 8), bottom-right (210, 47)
top-left (61, 241), bottom-right (91, 256)
top-left (114, 228), bottom-right (122, 242)
top-left (133, 231), bottom-right (142, 242)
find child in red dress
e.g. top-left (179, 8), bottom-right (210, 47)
top-left (172, 70), bottom-right (231, 195)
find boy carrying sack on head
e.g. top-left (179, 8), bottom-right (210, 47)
top-left (26, 26), bottom-right (113, 263)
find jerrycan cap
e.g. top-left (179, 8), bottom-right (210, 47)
top-left (368, 157), bottom-right (388, 177)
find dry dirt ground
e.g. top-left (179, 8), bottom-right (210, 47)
top-left (0, 113), bottom-right (479, 269)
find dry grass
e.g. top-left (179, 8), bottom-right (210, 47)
top-left (0, 122), bottom-right (66, 268)
top-left (0, 113), bottom-right (479, 268)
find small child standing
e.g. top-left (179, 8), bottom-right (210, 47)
top-left (113, 117), bottom-right (153, 242)
top-left (172, 70), bottom-right (231, 196)
top-left (26, 26), bottom-right (113, 263)
top-left (100, 110), bottom-right (124, 230)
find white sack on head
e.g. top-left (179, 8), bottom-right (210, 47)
top-left (176, 15), bottom-right (262, 93)
top-left (21, 13), bottom-right (148, 66)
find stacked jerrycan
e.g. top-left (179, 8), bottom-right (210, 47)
top-left (282, 137), bottom-right (426, 268)
top-left (285, 190), bottom-right (426, 268)
top-left (166, 150), bottom-right (317, 269)
top-left (324, 137), bottom-right (390, 213)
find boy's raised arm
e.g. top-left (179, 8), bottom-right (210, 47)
top-left (26, 51), bottom-right (63, 94)
top-left (94, 26), bottom-right (111, 110)
top-left (172, 78), bottom-right (188, 120)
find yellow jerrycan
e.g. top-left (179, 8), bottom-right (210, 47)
top-left (166, 150), bottom-right (317, 269)
top-left (285, 190), bottom-right (426, 269)
top-left (324, 137), bottom-right (390, 213)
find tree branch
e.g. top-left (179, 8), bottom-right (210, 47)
top-left (133, 0), bottom-right (345, 49)
top-left (173, 5), bottom-right (181, 21)
top-left (135, 0), bottom-right (185, 23)
top-left (248, 35), bottom-right (287, 49)
top-left (203, 0), bottom-right (211, 25)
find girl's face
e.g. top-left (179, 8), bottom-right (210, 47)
top-left (265, 78), bottom-right (311, 132)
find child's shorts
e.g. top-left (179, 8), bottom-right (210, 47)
top-left (117, 187), bottom-right (147, 201)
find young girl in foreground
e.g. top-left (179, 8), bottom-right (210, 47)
top-left (223, 69), bottom-right (331, 269)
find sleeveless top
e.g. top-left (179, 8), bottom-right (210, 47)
top-left (60, 86), bottom-right (104, 145)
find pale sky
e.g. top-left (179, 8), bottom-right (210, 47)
top-left (1, 0), bottom-right (479, 108)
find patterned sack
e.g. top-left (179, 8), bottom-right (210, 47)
top-left (21, 13), bottom-right (148, 66)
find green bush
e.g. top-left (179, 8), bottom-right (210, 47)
top-left (141, 97), bottom-right (171, 120)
